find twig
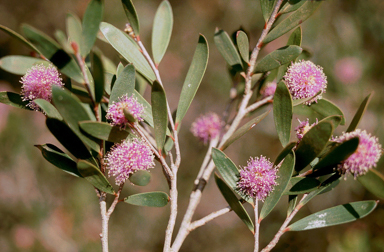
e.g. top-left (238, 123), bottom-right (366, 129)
top-left (254, 199), bottom-right (260, 252)
top-left (189, 206), bottom-right (231, 231)
top-left (245, 95), bottom-right (273, 114)
top-left (261, 194), bottom-right (308, 252)
top-left (99, 192), bottom-right (109, 252)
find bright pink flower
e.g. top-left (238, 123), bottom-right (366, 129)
top-left (106, 94), bottom-right (144, 128)
top-left (191, 112), bottom-right (222, 144)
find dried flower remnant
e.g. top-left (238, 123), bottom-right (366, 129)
top-left (260, 81), bottom-right (277, 98)
top-left (237, 156), bottom-right (278, 201)
top-left (295, 118), bottom-right (318, 142)
top-left (191, 112), bottom-right (222, 144)
top-left (284, 60), bottom-right (327, 105)
top-left (105, 139), bottom-right (155, 185)
top-left (106, 94), bottom-right (144, 128)
top-left (333, 129), bottom-right (382, 178)
top-left (20, 64), bottom-right (64, 110)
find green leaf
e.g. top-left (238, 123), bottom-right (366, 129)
top-left (293, 99), bottom-right (345, 125)
top-left (91, 51), bottom-right (105, 103)
top-left (287, 26), bottom-right (302, 46)
top-left (121, 0), bottom-right (140, 35)
top-left (260, 151), bottom-right (295, 221)
top-left (124, 192), bottom-right (169, 207)
top-left (0, 91), bottom-right (31, 110)
top-left (34, 99), bottom-right (63, 120)
top-left (273, 81), bottom-right (293, 147)
top-left (214, 29), bottom-right (242, 70)
top-left (108, 64), bottom-right (135, 105)
top-left (274, 142), bottom-right (296, 166)
top-left (310, 137), bottom-right (359, 177)
top-left (21, 24), bottom-right (84, 83)
top-left (52, 86), bottom-right (100, 152)
top-left (77, 160), bottom-right (115, 194)
top-left (54, 29), bottom-right (72, 53)
top-left (279, 0), bottom-right (306, 14)
top-left (175, 34), bottom-right (209, 126)
top-left (284, 177), bottom-right (320, 195)
top-left (152, 0), bottom-right (173, 65)
top-left (347, 93), bottom-right (372, 132)
top-left (82, 0), bottom-right (104, 56)
top-left (287, 200), bottom-right (378, 231)
top-left (66, 12), bottom-right (82, 50)
top-left (0, 55), bottom-right (46, 75)
top-left (99, 22), bottom-right (156, 82)
top-left (215, 174), bottom-right (254, 232)
top-left (263, 1), bottom-right (323, 44)
top-left (254, 45), bottom-right (302, 73)
top-left (133, 90), bottom-right (154, 128)
top-left (35, 144), bottom-right (81, 177)
top-left (291, 90), bottom-right (322, 107)
top-left (295, 121), bottom-right (333, 172)
top-left (358, 169), bottom-right (384, 199)
top-left (151, 81), bottom-right (168, 150)
top-left (260, 0), bottom-right (277, 22)
top-left (287, 195), bottom-right (298, 216)
top-left (236, 30), bottom-right (249, 63)
top-left (318, 115), bottom-right (342, 129)
top-left (129, 170), bottom-right (151, 186)
top-left (46, 118), bottom-right (92, 160)
top-left (221, 110), bottom-right (270, 151)
top-left (299, 175), bottom-right (341, 207)
top-left (0, 24), bottom-right (42, 54)
top-left (79, 121), bottom-right (130, 142)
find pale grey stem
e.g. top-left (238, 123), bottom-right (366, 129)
top-left (261, 194), bottom-right (308, 252)
top-left (171, 1), bottom-right (284, 251)
top-left (75, 51), bottom-right (95, 107)
top-left (189, 206), bottom-right (231, 231)
top-left (254, 199), bottom-right (259, 252)
top-left (245, 95), bottom-right (273, 114)
top-left (194, 137), bottom-right (219, 185)
top-left (164, 169), bottom-right (178, 252)
top-left (137, 124), bottom-right (157, 148)
top-left (99, 193), bottom-right (109, 252)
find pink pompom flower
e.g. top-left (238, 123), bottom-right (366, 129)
top-left (284, 60), bottom-right (327, 105)
top-left (191, 112), bottom-right (222, 144)
top-left (295, 118), bottom-right (318, 142)
top-left (106, 94), bottom-right (144, 128)
top-left (105, 139), bottom-right (155, 185)
top-left (237, 156), bottom-right (278, 201)
top-left (20, 64), bottom-right (64, 110)
top-left (333, 129), bottom-right (382, 178)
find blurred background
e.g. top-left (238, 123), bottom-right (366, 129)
top-left (1, 0), bottom-right (384, 251)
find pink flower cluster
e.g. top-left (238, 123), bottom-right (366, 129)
top-left (191, 112), bottom-right (222, 144)
top-left (105, 139), bottom-right (155, 185)
top-left (20, 64), bottom-right (64, 110)
top-left (106, 94), bottom-right (144, 128)
top-left (295, 118), bottom-right (318, 142)
top-left (334, 129), bottom-right (382, 178)
top-left (237, 156), bottom-right (278, 201)
top-left (284, 60), bottom-right (327, 105)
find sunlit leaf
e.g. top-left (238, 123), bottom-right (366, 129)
top-left (77, 159), bottom-right (115, 194)
top-left (129, 170), bottom-right (151, 186)
top-left (82, 0), bottom-right (104, 56)
top-left (124, 191), bottom-right (169, 207)
top-left (34, 99), bottom-right (63, 120)
top-left (121, 0), bottom-right (140, 35)
top-left (152, 0), bottom-right (173, 65)
top-left (260, 0), bottom-right (277, 22)
top-left (215, 174), bottom-right (254, 232)
top-left (287, 200), bottom-right (378, 231)
top-left (293, 99), bottom-right (345, 125)
top-left (214, 29), bottom-right (242, 70)
top-left (273, 81), bottom-right (293, 147)
top-left (108, 64), bottom-right (135, 105)
top-left (347, 93), bottom-right (372, 133)
top-left (66, 12), bottom-right (82, 50)
top-left (254, 45), bottom-right (302, 73)
top-left (0, 55), bottom-right (46, 75)
top-left (236, 30), bottom-right (249, 63)
top-left (175, 35), bottom-right (208, 126)
top-left (151, 81), bottom-right (168, 150)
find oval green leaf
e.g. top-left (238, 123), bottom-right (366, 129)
top-left (124, 191), bottom-right (169, 207)
top-left (152, 0), bottom-right (173, 65)
top-left (254, 45), bottom-right (302, 73)
top-left (295, 121), bottom-right (333, 172)
top-left (215, 174), bottom-right (254, 232)
top-left (236, 31), bottom-right (249, 63)
top-left (129, 170), bottom-right (151, 186)
top-left (79, 121), bottom-right (130, 142)
top-left (108, 64), bottom-right (135, 105)
top-left (260, 0), bottom-right (277, 22)
top-left (347, 93), bottom-right (372, 133)
top-left (273, 81), bottom-right (293, 147)
top-left (82, 0), bottom-right (104, 56)
top-left (34, 99), bottom-right (63, 120)
top-left (175, 34), bottom-right (208, 126)
top-left (99, 22), bottom-right (156, 82)
top-left (151, 81), bottom-right (168, 150)
top-left (284, 177), bottom-right (320, 195)
top-left (35, 144), bottom-right (81, 177)
top-left (293, 99), bottom-right (345, 125)
top-left (288, 200), bottom-right (378, 231)
top-left (121, 0), bottom-right (140, 35)
top-left (260, 151), bottom-right (295, 221)
top-left (66, 12), bottom-right (82, 51)
top-left (0, 24), bottom-right (42, 55)
top-left (274, 142), bottom-right (296, 166)
top-left (0, 91), bottom-right (31, 110)
top-left (263, 1), bottom-right (323, 44)
top-left (21, 24), bottom-right (84, 83)
top-left (0, 55), bottom-right (46, 75)
top-left (358, 169), bottom-right (384, 199)
top-left (52, 86), bottom-right (100, 152)
top-left (221, 110), bottom-right (270, 151)
top-left (279, 0), bottom-right (306, 14)
top-left (214, 29), bottom-right (242, 70)
top-left (91, 51), bottom-right (105, 103)
top-left (77, 159), bottom-right (115, 194)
